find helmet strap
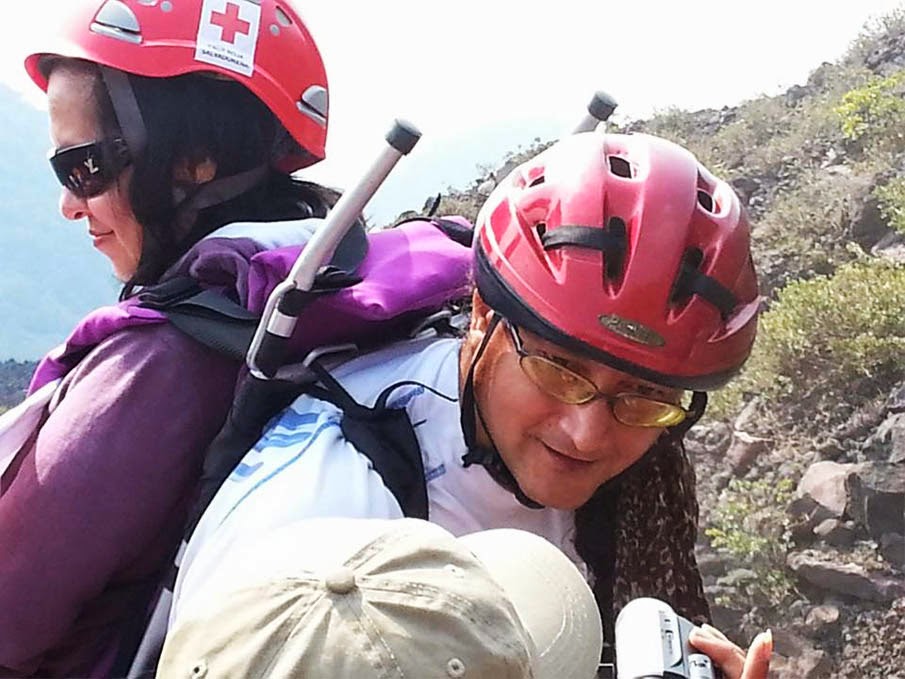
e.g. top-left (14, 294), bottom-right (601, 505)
top-left (100, 67), bottom-right (147, 159)
top-left (460, 313), bottom-right (544, 509)
top-left (667, 390), bottom-right (708, 441)
top-left (172, 164), bottom-right (270, 234)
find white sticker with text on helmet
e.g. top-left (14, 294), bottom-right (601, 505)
top-left (194, 0), bottom-right (261, 77)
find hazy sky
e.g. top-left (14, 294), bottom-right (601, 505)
top-left (2, 0), bottom-right (903, 222)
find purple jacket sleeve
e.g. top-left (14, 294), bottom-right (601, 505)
top-left (0, 323), bottom-right (239, 676)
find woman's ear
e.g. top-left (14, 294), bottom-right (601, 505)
top-left (173, 157), bottom-right (218, 185)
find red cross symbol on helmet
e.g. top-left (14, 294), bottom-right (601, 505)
top-left (210, 2), bottom-right (251, 43)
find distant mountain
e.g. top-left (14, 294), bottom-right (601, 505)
top-left (0, 85), bottom-right (118, 361)
top-left (361, 118), bottom-right (563, 226)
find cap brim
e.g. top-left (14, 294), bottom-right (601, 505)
top-left (460, 529), bottom-right (603, 679)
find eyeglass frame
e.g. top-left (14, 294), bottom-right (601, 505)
top-left (501, 318), bottom-right (691, 428)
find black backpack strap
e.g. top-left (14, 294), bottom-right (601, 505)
top-left (138, 278), bottom-right (259, 361)
top-left (137, 268), bottom-right (363, 362)
top-left (306, 361), bottom-right (429, 520)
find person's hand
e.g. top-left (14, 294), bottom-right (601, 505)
top-left (688, 623), bottom-right (772, 679)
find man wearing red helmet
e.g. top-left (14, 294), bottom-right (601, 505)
top-left (171, 132), bottom-right (770, 678)
top-left (1, 1), bottom-right (352, 676)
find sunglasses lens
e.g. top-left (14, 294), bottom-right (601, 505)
top-left (613, 395), bottom-right (686, 428)
top-left (519, 356), bottom-right (597, 405)
top-left (49, 141), bottom-right (117, 198)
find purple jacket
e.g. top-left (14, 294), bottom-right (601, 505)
top-left (1, 218), bottom-right (472, 677)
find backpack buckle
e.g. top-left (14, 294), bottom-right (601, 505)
top-left (137, 277), bottom-right (203, 310)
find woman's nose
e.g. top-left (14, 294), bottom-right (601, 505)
top-left (59, 187), bottom-right (88, 221)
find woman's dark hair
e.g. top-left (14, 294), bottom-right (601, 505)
top-left (88, 67), bottom-right (336, 296)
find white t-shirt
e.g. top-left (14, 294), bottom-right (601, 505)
top-left (172, 337), bottom-right (583, 624)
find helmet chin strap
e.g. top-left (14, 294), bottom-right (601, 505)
top-left (100, 67), bottom-right (147, 158)
top-left (171, 165), bottom-right (272, 234)
top-left (460, 313), bottom-right (545, 510)
top-left (99, 66), bottom-right (274, 236)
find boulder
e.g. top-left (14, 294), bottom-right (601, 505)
top-left (797, 461), bottom-right (857, 518)
top-left (726, 430), bottom-right (771, 474)
top-left (804, 604), bottom-right (842, 637)
top-left (871, 231), bottom-right (905, 266)
top-left (889, 383), bottom-right (905, 414)
top-left (861, 412), bottom-right (905, 464)
top-left (788, 552), bottom-right (905, 603)
top-left (848, 193), bottom-right (888, 250)
top-left (880, 532), bottom-right (905, 569)
top-left (770, 627), bottom-right (833, 679)
top-left (685, 420), bottom-right (732, 458)
top-left (696, 551), bottom-right (728, 578)
top-left (846, 463), bottom-right (905, 539)
top-left (813, 519), bottom-right (856, 548)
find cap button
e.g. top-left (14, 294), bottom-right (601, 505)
top-left (324, 566), bottom-right (357, 594)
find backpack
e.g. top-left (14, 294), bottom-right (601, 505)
top-left (112, 214), bottom-right (472, 676)
top-left (144, 215), bottom-right (473, 521)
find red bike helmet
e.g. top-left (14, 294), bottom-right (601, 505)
top-left (25, 0), bottom-right (328, 172)
top-left (474, 132), bottom-right (760, 391)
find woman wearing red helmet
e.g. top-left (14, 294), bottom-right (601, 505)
top-left (170, 132), bottom-right (769, 678)
top-left (1, 1), bottom-right (346, 676)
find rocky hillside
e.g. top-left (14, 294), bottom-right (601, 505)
top-left (3, 11), bottom-right (903, 679)
top-left (431, 12), bottom-right (905, 679)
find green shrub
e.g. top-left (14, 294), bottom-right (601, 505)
top-left (845, 8), bottom-right (905, 69)
top-left (874, 176), bottom-right (905, 235)
top-left (705, 478), bottom-right (797, 613)
top-left (835, 69), bottom-right (905, 153)
top-left (714, 259), bottom-right (905, 423)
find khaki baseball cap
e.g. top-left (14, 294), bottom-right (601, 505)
top-left (158, 518), bottom-right (602, 679)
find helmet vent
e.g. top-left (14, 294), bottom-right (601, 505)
top-left (91, 1), bottom-right (142, 44)
top-left (671, 247), bottom-right (738, 320)
top-left (608, 156), bottom-right (634, 178)
top-left (528, 175), bottom-right (546, 188)
top-left (670, 248), bottom-right (704, 306)
top-left (697, 190), bottom-right (715, 213)
top-left (603, 217), bottom-right (626, 280)
top-left (298, 86), bottom-right (328, 126)
top-left (535, 222), bottom-right (547, 239)
top-left (275, 7), bottom-right (293, 26)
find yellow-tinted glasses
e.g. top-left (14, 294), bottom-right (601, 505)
top-left (503, 320), bottom-right (689, 428)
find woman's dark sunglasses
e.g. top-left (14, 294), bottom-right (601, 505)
top-left (48, 137), bottom-right (131, 199)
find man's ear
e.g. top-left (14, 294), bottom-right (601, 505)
top-left (469, 290), bottom-right (495, 333)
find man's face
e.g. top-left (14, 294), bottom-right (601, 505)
top-left (461, 294), bottom-right (679, 510)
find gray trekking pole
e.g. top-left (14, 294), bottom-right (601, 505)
top-left (248, 119), bottom-right (422, 378)
top-left (573, 90), bottom-right (618, 134)
top-left (125, 119), bottom-right (422, 679)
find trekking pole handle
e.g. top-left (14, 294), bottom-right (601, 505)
top-left (247, 119), bottom-right (422, 378)
top-left (287, 119), bottom-right (420, 291)
top-left (573, 90), bottom-right (618, 134)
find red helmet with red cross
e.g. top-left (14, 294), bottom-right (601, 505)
top-left (474, 132), bottom-right (760, 391)
top-left (25, 0), bottom-right (327, 172)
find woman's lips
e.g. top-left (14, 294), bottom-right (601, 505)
top-left (89, 230), bottom-right (113, 246)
